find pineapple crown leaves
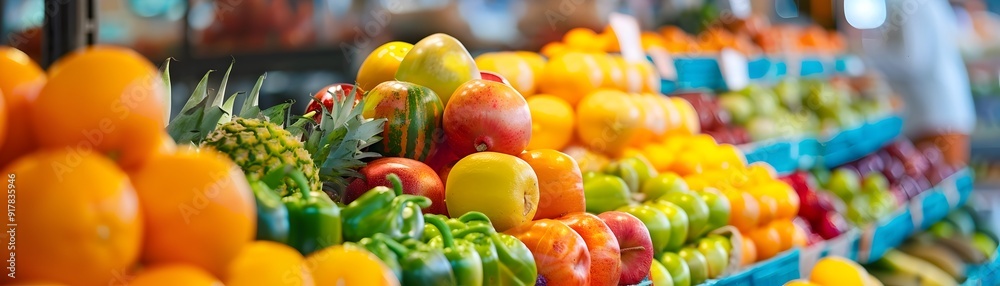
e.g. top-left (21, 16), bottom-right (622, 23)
top-left (303, 87), bottom-right (386, 186)
top-left (164, 60), bottom-right (279, 144)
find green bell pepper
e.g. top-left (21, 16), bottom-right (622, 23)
top-left (279, 167), bottom-right (343, 255)
top-left (452, 213), bottom-right (537, 286)
top-left (422, 214), bottom-right (467, 243)
top-left (377, 233), bottom-right (457, 286)
top-left (248, 178), bottom-right (290, 244)
top-left (342, 174), bottom-right (431, 242)
top-left (425, 216), bottom-right (483, 286)
top-left (350, 237), bottom-right (403, 283)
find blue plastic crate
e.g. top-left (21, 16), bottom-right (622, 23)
top-left (865, 209), bottom-right (915, 263)
top-left (713, 268), bottom-right (752, 286)
top-left (800, 59), bottom-right (827, 76)
top-left (797, 138), bottom-right (821, 170)
top-left (750, 249), bottom-right (801, 286)
top-left (742, 140), bottom-right (797, 174)
top-left (748, 58), bottom-right (772, 80)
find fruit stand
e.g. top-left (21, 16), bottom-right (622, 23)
top-left (1, 1), bottom-right (997, 286)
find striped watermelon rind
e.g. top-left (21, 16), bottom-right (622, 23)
top-left (362, 81), bottom-right (443, 161)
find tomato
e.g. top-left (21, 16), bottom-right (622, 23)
top-left (305, 83), bottom-right (362, 122)
top-left (505, 219), bottom-right (590, 285)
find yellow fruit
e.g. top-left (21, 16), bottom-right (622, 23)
top-left (614, 56), bottom-right (643, 92)
top-left (130, 264), bottom-right (223, 286)
top-left (476, 52), bottom-right (537, 96)
top-left (592, 53), bottom-right (624, 89)
top-left (784, 279), bottom-right (822, 286)
top-left (128, 147), bottom-right (256, 279)
top-left (562, 144), bottom-right (612, 173)
top-left (0, 150), bottom-right (142, 286)
top-left (656, 97), bottom-right (683, 141)
top-left (649, 259), bottom-right (674, 286)
top-left (538, 52), bottom-right (603, 106)
top-left (227, 241), bottom-right (314, 286)
top-left (635, 60), bottom-right (661, 93)
top-left (670, 97), bottom-right (701, 135)
top-left (445, 152), bottom-right (540, 231)
top-left (809, 256), bottom-right (871, 286)
top-left (576, 89), bottom-right (642, 156)
top-left (563, 28), bottom-right (602, 51)
top-left (716, 144), bottom-right (747, 169)
top-left (32, 45), bottom-right (165, 169)
top-left (642, 143), bottom-right (675, 171)
top-left (515, 51), bottom-right (547, 87)
top-left (540, 42), bottom-right (570, 58)
top-left (0, 46), bottom-right (45, 167)
top-left (356, 41), bottom-right (412, 91)
top-left (306, 245), bottom-right (399, 286)
top-left (526, 95), bottom-right (575, 150)
top-left (632, 94), bottom-right (669, 146)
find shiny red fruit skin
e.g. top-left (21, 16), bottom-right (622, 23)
top-left (443, 79), bottom-right (531, 157)
top-left (343, 157), bottom-right (447, 215)
top-left (558, 212), bottom-right (622, 286)
top-left (305, 83), bottom-right (362, 123)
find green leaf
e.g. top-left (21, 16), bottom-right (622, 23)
top-left (262, 102), bottom-right (292, 126)
top-left (213, 60), bottom-right (234, 108)
top-left (219, 92), bottom-right (241, 124)
top-left (160, 58), bottom-right (173, 124)
top-left (179, 71), bottom-right (213, 113)
top-left (199, 106), bottom-right (227, 141)
top-left (240, 73), bottom-right (267, 118)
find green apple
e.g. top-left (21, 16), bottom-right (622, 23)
top-left (945, 211), bottom-right (976, 237)
top-left (862, 172), bottom-right (889, 194)
top-left (745, 117), bottom-right (778, 141)
top-left (971, 232), bottom-right (998, 257)
top-left (645, 200), bottom-right (689, 252)
top-left (866, 189), bottom-right (897, 220)
top-left (659, 252), bottom-right (691, 286)
top-left (846, 194), bottom-right (874, 225)
top-left (650, 259), bottom-right (675, 286)
top-left (678, 247), bottom-right (709, 285)
top-left (717, 92), bottom-right (754, 125)
top-left (698, 188), bottom-right (732, 235)
top-left (828, 168), bottom-right (861, 201)
top-left (742, 84), bottom-right (779, 116)
top-left (928, 221), bottom-right (957, 240)
top-left (774, 78), bottom-right (802, 110)
top-left (583, 171), bottom-right (602, 182)
top-left (702, 234), bottom-right (733, 256)
top-left (641, 172), bottom-right (689, 203)
top-left (617, 205), bottom-right (672, 254)
top-left (606, 161), bottom-right (641, 193)
top-left (584, 174), bottom-right (632, 213)
top-left (659, 192), bottom-right (710, 242)
top-left (697, 237), bottom-right (730, 279)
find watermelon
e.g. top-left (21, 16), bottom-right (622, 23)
top-left (362, 81), bottom-right (443, 161)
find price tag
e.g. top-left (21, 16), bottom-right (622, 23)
top-left (719, 48), bottom-right (750, 90)
top-left (609, 13), bottom-right (645, 63)
top-left (942, 179), bottom-right (960, 208)
top-left (647, 47), bottom-right (677, 81)
top-left (909, 193), bottom-right (926, 229)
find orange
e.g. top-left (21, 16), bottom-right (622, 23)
top-left (790, 221), bottom-right (809, 248)
top-left (763, 181), bottom-right (800, 220)
top-left (593, 53), bottom-right (624, 89)
top-left (526, 95), bottom-right (575, 150)
top-left (670, 97), bottom-right (701, 135)
top-left (563, 27), bottom-right (601, 51)
top-left (32, 45), bottom-right (165, 169)
top-left (722, 189), bottom-right (761, 233)
top-left (655, 97), bottom-right (682, 140)
top-left (130, 264), bottom-right (222, 286)
top-left (475, 52), bottom-right (536, 96)
top-left (642, 143), bottom-right (675, 172)
top-left (519, 149), bottom-right (585, 220)
top-left (669, 152), bottom-right (704, 176)
top-left (769, 220), bottom-right (797, 252)
top-left (540, 42), bottom-right (570, 58)
top-left (748, 225), bottom-right (782, 261)
top-left (227, 241), bottom-right (314, 286)
top-left (576, 89), bottom-right (642, 156)
top-left (0, 46), bottom-right (45, 167)
top-left (635, 61), bottom-right (661, 93)
top-left (356, 41), bottom-right (412, 91)
top-left (445, 152), bottom-right (540, 231)
top-left (631, 94), bottom-right (668, 147)
top-left (0, 149), bottom-right (142, 286)
top-left (750, 188), bottom-right (779, 227)
top-left (538, 52), bottom-right (603, 106)
top-left (0, 89), bottom-right (6, 151)
top-left (128, 146), bottom-right (255, 278)
top-left (614, 56), bottom-right (643, 92)
top-left (306, 245), bottom-right (400, 286)
top-left (739, 234), bottom-right (757, 267)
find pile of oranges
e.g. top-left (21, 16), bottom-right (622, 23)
top-left (0, 46), bottom-right (395, 285)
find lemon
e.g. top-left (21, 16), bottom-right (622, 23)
top-left (445, 152), bottom-right (540, 232)
top-left (784, 279), bottom-right (821, 286)
top-left (526, 95), bottom-right (575, 150)
top-left (809, 256), bottom-right (871, 286)
top-left (576, 89), bottom-right (642, 156)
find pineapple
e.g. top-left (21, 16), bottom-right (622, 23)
top-left (163, 61), bottom-right (383, 198)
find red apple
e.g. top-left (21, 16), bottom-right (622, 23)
top-left (558, 213), bottom-right (621, 286)
top-left (812, 211), bottom-right (850, 240)
top-left (305, 83), bottom-right (362, 122)
top-left (597, 211), bottom-right (653, 285)
top-left (344, 157), bottom-right (447, 215)
top-left (443, 79), bottom-right (531, 157)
